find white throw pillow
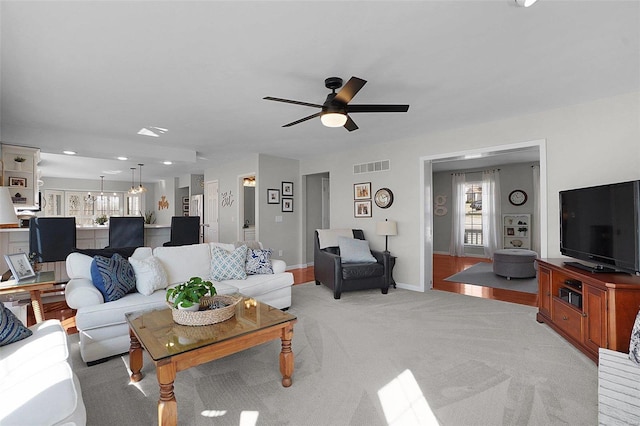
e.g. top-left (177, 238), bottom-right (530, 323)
top-left (317, 229), bottom-right (353, 249)
top-left (129, 256), bottom-right (169, 296)
top-left (338, 236), bottom-right (376, 263)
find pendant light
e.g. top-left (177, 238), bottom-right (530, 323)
top-left (128, 167), bottom-right (138, 194)
top-left (137, 163), bottom-right (147, 193)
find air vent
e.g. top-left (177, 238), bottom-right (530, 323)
top-left (353, 160), bottom-right (390, 174)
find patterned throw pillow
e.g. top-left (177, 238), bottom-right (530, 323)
top-left (129, 255), bottom-right (169, 296)
top-left (0, 301), bottom-right (32, 347)
top-left (246, 248), bottom-right (274, 275)
top-left (629, 310), bottom-right (640, 365)
top-left (211, 245), bottom-right (247, 281)
top-left (90, 253), bottom-right (137, 302)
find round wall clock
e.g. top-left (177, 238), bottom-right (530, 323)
top-left (508, 189), bottom-right (528, 206)
top-left (375, 188), bottom-right (394, 209)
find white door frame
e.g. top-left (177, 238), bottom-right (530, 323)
top-left (419, 139), bottom-right (547, 292)
top-left (204, 180), bottom-right (219, 243)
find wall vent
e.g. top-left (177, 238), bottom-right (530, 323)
top-left (353, 160), bottom-right (390, 174)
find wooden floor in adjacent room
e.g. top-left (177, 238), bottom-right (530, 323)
top-left (36, 255), bottom-right (535, 334)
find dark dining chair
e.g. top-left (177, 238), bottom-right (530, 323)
top-left (163, 216), bottom-right (201, 246)
top-left (107, 216), bottom-right (144, 248)
top-left (29, 217), bottom-right (77, 262)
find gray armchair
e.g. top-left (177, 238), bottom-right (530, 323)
top-left (314, 229), bottom-right (390, 299)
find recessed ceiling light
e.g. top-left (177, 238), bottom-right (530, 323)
top-left (117, 156), bottom-right (128, 161)
top-left (63, 150), bottom-right (77, 155)
top-left (102, 170), bottom-right (122, 175)
top-left (163, 161), bottom-right (173, 165)
top-left (137, 126), bottom-right (168, 137)
top-left (515, 0), bottom-right (539, 7)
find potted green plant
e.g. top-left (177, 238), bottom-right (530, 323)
top-left (95, 214), bottom-right (108, 225)
top-left (166, 276), bottom-right (216, 311)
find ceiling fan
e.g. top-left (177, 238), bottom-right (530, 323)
top-left (263, 76), bottom-right (409, 132)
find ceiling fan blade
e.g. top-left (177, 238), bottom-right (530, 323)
top-left (263, 96), bottom-right (323, 109)
top-left (343, 115), bottom-right (359, 132)
top-left (334, 77), bottom-right (367, 104)
top-left (348, 104), bottom-right (410, 113)
top-left (282, 112), bottom-right (321, 127)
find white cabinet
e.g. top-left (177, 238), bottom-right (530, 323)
top-left (43, 190), bottom-right (65, 216)
top-left (503, 214), bottom-right (531, 249)
top-left (243, 228), bottom-right (256, 242)
top-left (1, 144), bottom-right (40, 210)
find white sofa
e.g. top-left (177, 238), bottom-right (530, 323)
top-left (598, 348), bottom-right (640, 424)
top-left (0, 319), bottom-right (87, 425)
top-left (65, 242), bottom-right (294, 364)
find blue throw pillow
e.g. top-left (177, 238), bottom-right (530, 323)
top-left (211, 245), bottom-right (247, 281)
top-left (246, 248), bottom-right (274, 275)
top-left (338, 236), bottom-right (377, 263)
top-left (91, 253), bottom-right (136, 302)
top-left (0, 301), bottom-right (32, 347)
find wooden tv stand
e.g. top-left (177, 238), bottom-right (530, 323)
top-left (536, 259), bottom-right (640, 363)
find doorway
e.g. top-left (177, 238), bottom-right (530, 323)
top-left (419, 139), bottom-right (547, 292)
top-left (304, 172), bottom-right (330, 265)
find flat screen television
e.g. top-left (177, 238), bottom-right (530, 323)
top-left (560, 180), bottom-right (640, 275)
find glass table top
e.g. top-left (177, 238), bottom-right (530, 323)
top-left (126, 295), bottom-right (297, 361)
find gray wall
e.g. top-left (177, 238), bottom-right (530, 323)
top-left (432, 162), bottom-right (539, 255)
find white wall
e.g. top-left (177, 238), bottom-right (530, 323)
top-left (301, 92), bottom-right (640, 289)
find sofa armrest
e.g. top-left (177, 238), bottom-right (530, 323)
top-left (271, 259), bottom-right (287, 274)
top-left (65, 278), bottom-right (104, 309)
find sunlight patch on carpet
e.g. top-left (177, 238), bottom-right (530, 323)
top-left (378, 369), bottom-right (439, 425)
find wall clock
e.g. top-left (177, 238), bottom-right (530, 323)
top-left (509, 189), bottom-right (528, 206)
top-left (374, 188), bottom-right (394, 209)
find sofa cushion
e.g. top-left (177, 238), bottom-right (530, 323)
top-left (317, 229), bottom-right (353, 249)
top-left (75, 246), bottom-right (138, 259)
top-left (211, 245), bottom-right (247, 281)
top-left (222, 271), bottom-right (293, 298)
top-left (153, 243), bottom-right (212, 285)
top-left (234, 241), bottom-right (262, 250)
top-left (129, 255), bottom-right (168, 296)
top-left (75, 291), bottom-right (169, 331)
top-left (0, 301), bottom-right (32, 347)
top-left (246, 248), bottom-right (274, 275)
top-left (338, 236), bottom-right (376, 263)
top-left (629, 309), bottom-right (640, 365)
top-left (90, 253), bottom-right (137, 302)
top-left (210, 242), bottom-right (236, 252)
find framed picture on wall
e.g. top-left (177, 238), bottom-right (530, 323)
top-left (354, 182), bottom-right (371, 200)
top-left (282, 198), bottom-right (293, 212)
top-left (182, 196), bottom-right (189, 204)
top-left (354, 200), bottom-right (372, 218)
top-left (267, 189), bottom-right (280, 204)
top-left (282, 181), bottom-right (293, 196)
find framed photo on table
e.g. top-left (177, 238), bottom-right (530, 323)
top-left (4, 253), bottom-right (35, 281)
top-left (354, 182), bottom-right (371, 200)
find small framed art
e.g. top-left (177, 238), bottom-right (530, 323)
top-left (9, 177), bottom-right (26, 187)
top-left (268, 189), bottom-right (280, 204)
top-left (4, 253), bottom-right (36, 281)
top-left (282, 198), bottom-right (293, 212)
top-left (354, 200), bottom-right (372, 218)
top-left (282, 181), bottom-right (293, 196)
top-left (354, 182), bottom-right (371, 200)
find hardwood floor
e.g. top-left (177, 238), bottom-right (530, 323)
top-left (35, 257), bottom-right (535, 334)
top-left (432, 253), bottom-right (538, 307)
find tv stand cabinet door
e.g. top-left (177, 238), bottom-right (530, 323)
top-left (583, 285), bottom-right (607, 354)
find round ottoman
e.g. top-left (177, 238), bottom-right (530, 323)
top-left (493, 249), bottom-right (538, 279)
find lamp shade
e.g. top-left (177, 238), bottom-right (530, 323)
top-left (320, 112), bottom-right (347, 128)
top-left (376, 220), bottom-right (398, 236)
top-left (0, 187), bottom-right (19, 228)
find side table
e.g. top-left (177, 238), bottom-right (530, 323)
top-left (0, 270), bottom-right (56, 323)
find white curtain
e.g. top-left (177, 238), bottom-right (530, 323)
top-left (532, 165), bottom-right (541, 255)
top-left (450, 173), bottom-right (466, 257)
top-left (482, 169), bottom-right (502, 258)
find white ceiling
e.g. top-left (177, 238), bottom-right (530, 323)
top-left (1, 1), bottom-right (638, 182)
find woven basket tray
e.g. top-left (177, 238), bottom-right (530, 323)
top-left (168, 295), bottom-right (241, 326)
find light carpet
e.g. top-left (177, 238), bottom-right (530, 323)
top-left (444, 262), bottom-right (538, 294)
top-left (70, 283), bottom-right (596, 425)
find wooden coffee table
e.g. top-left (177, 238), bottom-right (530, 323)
top-left (126, 296), bottom-right (297, 426)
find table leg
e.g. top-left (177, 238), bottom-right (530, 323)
top-left (30, 289), bottom-right (45, 323)
top-left (129, 329), bottom-right (144, 382)
top-left (157, 360), bottom-right (178, 426)
top-left (279, 323), bottom-right (294, 387)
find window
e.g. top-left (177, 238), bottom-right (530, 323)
top-left (464, 182), bottom-right (483, 246)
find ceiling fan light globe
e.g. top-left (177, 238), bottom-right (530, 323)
top-left (321, 112), bottom-right (347, 128)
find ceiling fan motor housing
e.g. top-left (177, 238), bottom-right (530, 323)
top-left (324, 77), bottom-right (343, 91)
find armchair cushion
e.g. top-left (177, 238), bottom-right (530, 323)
top-left (338, 236), bottom-right (376, 263)
top-left (342, 263), bottom-right (384, 280)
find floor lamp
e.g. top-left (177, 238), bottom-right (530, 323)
top-left (376, 219), bottom-right (398, 254)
